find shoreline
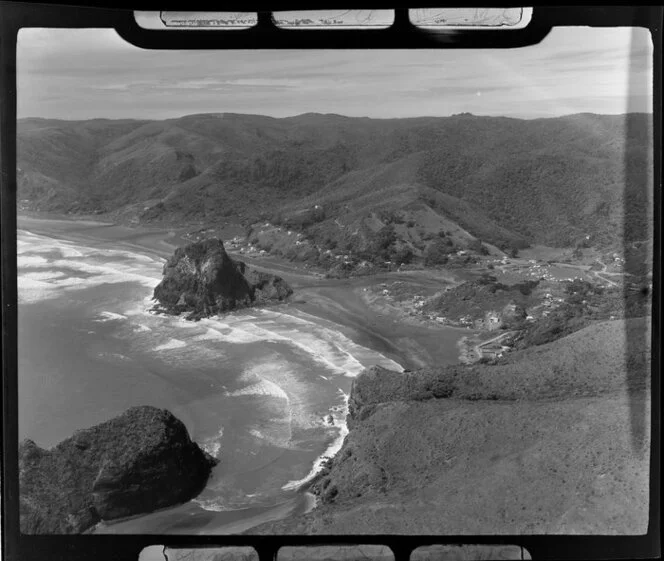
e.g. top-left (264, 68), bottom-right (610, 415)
top-left (18, 226), bottom-right (328, 534)
top-left (17, 212), bottom-right (471, 370)
top-left (17, 212), bottom-right (471, 532)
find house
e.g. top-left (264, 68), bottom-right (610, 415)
top-left (480, 346), bottom-right (503, 359)
top-left (484, 311), bottom-right (502, 329)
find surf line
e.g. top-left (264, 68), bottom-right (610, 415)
top-left (281, 389), bottom-right (351, 492)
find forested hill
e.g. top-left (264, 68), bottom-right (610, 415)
top-left (17, 112), bottom-right (653, 250)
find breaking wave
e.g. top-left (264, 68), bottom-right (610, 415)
top-left (282, 389), bottom-right (350, 491)
top-left (153, 338), bottom-right (187, 351)
top-left (18, 228), bottom-right (405, 517)
top-left (200, 426), bottom-right (225, 459)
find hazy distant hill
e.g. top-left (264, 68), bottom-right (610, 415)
top-left (17, 112), bottom-right (653, 250)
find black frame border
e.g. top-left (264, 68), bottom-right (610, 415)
top-left (1, 3), bottom-right (661, 560)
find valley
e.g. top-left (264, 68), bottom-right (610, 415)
top-left (15, 111), bottom-right (654, 537)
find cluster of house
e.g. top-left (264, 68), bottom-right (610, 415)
top-left (529, 292), bottom-right (566, 318)
top-left (226, 236), bottom-right (244, 248)
top-left (478, 336), bottom-right (514, 359)
top-left (183, 227), bottom-right (219, 242)
top-left (542, 292), bottom-right (565, 308)
top-left (236, 243), bottom-right (266, 256)
top-left (522, 263), bottom-right (557, 281)
top-left (475, 311), bottom-right (502, 331)
top-left (608, 253), bottom-right (626, 271)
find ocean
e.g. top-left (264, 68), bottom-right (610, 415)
top-left (17, 228), bottom-right (403, 534)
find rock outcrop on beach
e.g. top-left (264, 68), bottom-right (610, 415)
top-left (153, 238), bottom-right (292, 318)
top-left (19, 406), bottom-right (217, 534)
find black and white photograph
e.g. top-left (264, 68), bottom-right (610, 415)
top-left (14, 11), bottom-right (654, 544)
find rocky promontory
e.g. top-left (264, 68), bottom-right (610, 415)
top-left (248, 317), bottom-right (651, 535)
top-left (19, 406), bottom-right (217, 534)
top-left (153, 238), bottom-right (293, 318)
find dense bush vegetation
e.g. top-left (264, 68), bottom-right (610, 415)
top-left (468, 238), bottom-right (490, 255)
top-left (424, 237), bottom-right (455, 267)
top-left (18, 113), bottom-right (653, 254)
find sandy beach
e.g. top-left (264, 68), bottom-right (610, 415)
top-left (16, 212), bottom-right (470, 534)
top-left (17, 213), bottom-right (469, 371)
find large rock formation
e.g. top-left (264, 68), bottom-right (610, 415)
top-left (153, 238), bottom-right (292, 318)
top-left (19, 406), bottom-right (217, 534)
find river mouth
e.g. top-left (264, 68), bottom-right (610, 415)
top-left (17, 222), bottom-right (419, 534)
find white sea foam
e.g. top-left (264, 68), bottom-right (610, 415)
top-left (18, 255), bottom-right (49, 267)
top-left (97, 351), bottom-right (132, 363)
top-left (17, 231), bottom-right (162, 305)
top-left (55, 245), bottom-right (84, 258)
top-left (153, 338), bottom-right (187, 351)
top-left (191, 498), bottom-right (235, 512)
top-left (125, 295), bottom-right (157, 317)
top-left (235, 309), bottom-right (401, 377)
top-left (247, 415), bottom-right (294, 448)
top-left (227, 378), bottom-right (289, 401)
top-left (196, 319), bottom-right (265, 344)
top-left (20, 271), bottom-right (66, 281)
top-left (249, 428), bottom-right (267, 439)
top-left (95, 311), bottom-right (127, 322)
top-left (192, 328), bottom-right (225, 341)
top-left (281, 391), bottom-right (350, 491)
top-left (200, 426), bottom-right (224, 459)
top-left (18, 277), bottom-right (55, 304)
top-left (17, 229), bottom-right (408, 501)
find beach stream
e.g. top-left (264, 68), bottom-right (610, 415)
top-left (17, 223), bottom-right (404, 533)
top-left (16, 217), bottom-right (466, 534)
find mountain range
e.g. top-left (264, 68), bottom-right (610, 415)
top-left (17, 112), bottom-right (653, 251)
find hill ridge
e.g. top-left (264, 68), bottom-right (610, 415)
top-left (18, 112), bottom-right (653, 253)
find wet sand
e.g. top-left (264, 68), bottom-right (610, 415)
top-left (17, 213), bottom-right (469, 370)
top-left (95, 490), bottom-right (315, 535)
top-left (16, 213), bottom-right (472, 534)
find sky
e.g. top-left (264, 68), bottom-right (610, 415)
top-left (17, 25), bottom-right (653, 120)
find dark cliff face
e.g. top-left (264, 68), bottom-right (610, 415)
top-left (153, 238), bottom-right (292, 318)
top-left (19, 406), bottom-right (217, 534)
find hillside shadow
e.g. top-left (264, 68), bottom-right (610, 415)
top-left (623, 26), bottom-right (654, 455)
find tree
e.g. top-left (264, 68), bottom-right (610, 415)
top-left (393, 246), bottom-right (414, 266)
top-left (371, 225), bottom-right (397, 261)
top-left (468, 238), bottom-right (490, 255)
top-left (425, 238), bottom-right (452, 267)
top-left (322, 237), bottom-right (337, 250)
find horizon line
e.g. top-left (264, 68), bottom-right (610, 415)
top-left (16, 110), bottom-right (655, 123)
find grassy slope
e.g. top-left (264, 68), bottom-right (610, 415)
top-left (17, 112), bottom-right (653, 251)
top-left (248, 317), bottom-right (651, 534)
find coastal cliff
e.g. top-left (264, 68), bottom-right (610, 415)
top-left (153, 238), bottom-right (292, 318)
top-left (249, 317), bottom-right (651, 534)
top-left (19, 406), bottom-right (217, 534)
